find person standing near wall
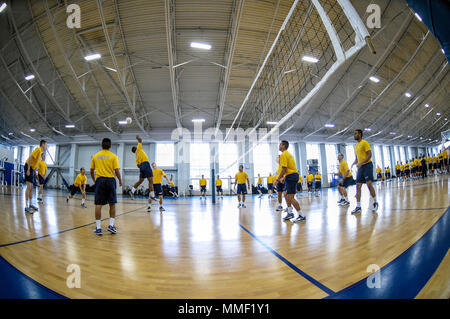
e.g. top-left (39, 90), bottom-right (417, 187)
top-left (24, 140), bottom-right (47, 214)
top-left (37, 153), bottom-right (47, 204)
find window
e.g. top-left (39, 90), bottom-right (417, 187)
top-left (325, 144), bottom-right (337, 182)
top-left (252, 143), bottom-right (272, 183)
top-left (219, 143), bottom-right (238, 183)
top-left (45, 144), bottom-right (56, 165)
top-left (190, 143), bottom-right (210, 189)
top-left (156, 143), bottom-right (175, 167)
top-left (345, 144), bottom-right (356, 168)
top-left (21, 146), bottom-right (30, 164)
top-left (373, 145), bottom-right (383, 169)
top-left (306, 143), bottom-right (321, 174)
top-left (400, 146), bottom-right (406, 163)
top-left (13, 147), bottom-right (18, 161)
top-left (383, 146), bottom-right (391, 168)
top-left (394, 146), bottom-right (400, 164)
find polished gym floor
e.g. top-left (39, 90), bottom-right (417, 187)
top-left (0, 175), bottom-right (449, 299)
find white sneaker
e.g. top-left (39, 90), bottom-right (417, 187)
top-left (276, 206), bottom-right (283, 212)
top-left (237, 203), bottom-right (241, 208)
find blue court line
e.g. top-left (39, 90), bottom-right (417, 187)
top-left (0, 205), bottom-right (147, 248)
top-left (325, 206), bottom-right (450, 299)
top-left (239, 224), bottom-right (335, 295)
top-left (0, 256), bottom-right (67, 299)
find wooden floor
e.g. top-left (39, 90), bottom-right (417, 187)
top-left (0, 175), bottom-right (448, 299)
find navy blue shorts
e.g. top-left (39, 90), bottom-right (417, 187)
top-left (315, 181), bottom-right (321, 189)
top-left (405, 169), bottom-right (410, 175)
top-left (307, 182), bottom-right (313, 189)
top-left (200, 185), bottom-right (206, 192)
top-left (216, 186), bottom-right (223, 192)
top-left (38, 175), bottom-right (45, 185)
top-left (70, 185), bottom-right (82, 196)
top-left (285, 173), bottom-right (299, 195)
top-left (276, 181), bottom-right (285, 192)
top-left (341, 176), bottom-right (355, 188)
top-left (154, 183), bottom-right (163, 196)
top-left (24, 163), bottom-right (35, 184)
top-left (94, 177), bottom-right (117, 205)
top-left (257, 184), bottom-right (262, 190)
top-left (377, 173), bottom-right (382, 179)
top-left (268, 183), bottom-right (273, 190)
top-left (356, 162), bottom-right (374, 184)
top-left (236, 183), bottom-right (247, 194)
top-left (139, 161), bottom-right (153, 179)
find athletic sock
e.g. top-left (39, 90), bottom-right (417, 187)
top-left (81, 199), bottom-right (85, 204)
top-left (150, 191), bottom-right (154, 197)
top-left (96, 220), bottom-right (101, 229)
top-left (296, 209), bottom-right (304, 218)
top-left (344, 196), bottom-right (348, 201)
top-left (109, 218), bottom-right (115, 227)
top-left (356, 202), bottom-right (361, 208)
top-left (131, 187), bottom-right (136, 194)
top-left (372, 196), bottom-right (377, 202)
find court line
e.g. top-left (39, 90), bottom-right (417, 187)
top-left (0, 205), bottom-right (147, 248)
top-left (325, 206), bottom-right (450, 299)
top-left (239, 224), bottom-right (336, 295)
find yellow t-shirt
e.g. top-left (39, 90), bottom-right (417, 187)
top-left (276, 164), bottom-right (282, 176)
top-left (235, 171), bottom-right (248, 184)
top-left (135, 142), bottom-right (149, 166)
top-left (170, 180), bottom-right (174, 187)
top-left (432, 156), bottom-right (437, 163)
top-left (376, 167), bottom-right (381, 174)
top-left (404, 163), bottom-right (410, 170)
top-left (216, 179), bottom-right (222, 186)
top-left (199, 178), bottom-right (207, 186)
top-left (298, 175), bottom-right (303, 182)
top-left (267, 176), bottom-right (274, 183)
top-left (306, 174), bottom-right (314, 182)
top-left (90, 150), bottom-right (120, 178)
top-left (339, 160), bottom-right (352, 177)
top-left (28, 147), bottom-right (43, 169)
top-left (427, 157), bottom-right (432, 164)
top-left (153, 168), bottom-right (166, 184)
top-left (354, 140), bottom-right (372, 164)
top-left (257, 177), bottom-right (262, 185)
top-left (74, 173), bottom-right (87, 187)
top-left (400, 164), bottom-right (404, 171)
top-left (279, 150), bottom-right (298, 176)
top-left (37, 160), bottom-right (47, 177)
top-left (439, 152), bottom-right (444, 161)
top-left (386, 167), bottom-right (390, 173)
top-left (315, 174), bottom-right (321, 182)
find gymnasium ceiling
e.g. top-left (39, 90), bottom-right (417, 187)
top-left (0, 0), bottom-right (448, 146)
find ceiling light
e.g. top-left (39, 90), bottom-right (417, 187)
top-left (364, 128), bottom-right (372, 131)
top-left (390, 132), bottom-right (396, 135)
top-left (420, 137), bottom-right (423, 139)
top-left (442, 49), bottom-right (445, 54)
top-left (425, 104), bottom-right (429, 108)
top-left (84, 53), bottom-right (102, 61)
top-left (302, 56), bottom-right (319, 63)
top-left (324, 124), bottom-right (335, 128)
top-left (0, 3), bottom-right (7, 13)
top-left (29, 128), bottom-right (35, 132)
top-left (437, 112), bottom-right (441, 116)
top-left (407, 135), bottom-right (412, 138)
top-left (118, 120), bottom-right (128, 125)
top-left (405, 92), bottom-right (412, 98)
top-left (25, 74), bottom-right (35, 81)
top-left (190, 42), bottom-right (211, 50)
top-left (414, 13), bottom-right (422, 21)
top-left (65, 124), bottom-right (75, 128)
top-left (428, 138), bottom-right (432, 141)
top-left (192, 119), bottom-right (206, 122)
top-left (8, 132), bottom-right (13, 135)
top-left (369, 76), bottom-right (380, 83)
top-left (445, 118), bottom-right (448, 121)
top-left (266, 121), bottom-right (278, 125)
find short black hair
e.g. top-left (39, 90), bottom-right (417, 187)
top-left (355, 129), bottom-right (363, 137)
top-left (281, 140), bottom-right (289, 149)
top-left (131, 146), bottom-right (137, 153)
top-left (40, 140), bottom-right (46, 146)
top-left (102, 138), bottom-right (111, 150)
top-left (239, 164), bottom-right (243, 169)
top-left (80, 167), bottom-right (85, 172)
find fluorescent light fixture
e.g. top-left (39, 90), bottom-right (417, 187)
top-left (364, 128), bottom-right (372, 131)
top-left (104, 66), bottom-right (117, 72)
top-left (437, 112), bottom-right (441, 116)
top-left (324, 124), bottom-right (335, 128)
top-left (192, 119), bottom-right (206, 122)
top-left (29, 128), bottom-right (35, 132)
top-left (266, 121), bottom-right (278, 125)
top-left (445, 118), bottom-right (448, 121)
top-left (0, 3), bottom-right (7, 13)
top-left (420, 137), bottom-right (423, 139)
top-left (65, 124), bottom-right (75, 128)
top-left (407, 135), bottom-right (412, 138)
top-left (369, 76), bottom-right (380, 83)
top-left (84, 53), bottom-right (102, 61)
top-left (8, 132), bottom-right (13, 135)
top-left (405, 92), bottom-right (412, 98)
top-left (414, 13), bottom-right (422, 21)
top-left (442, 49), bottom-right (445, 54)
top-left (390, 132), bottom-right (396, 135)
top-left (190, 42), bottom-right (211, 50)
top-left (302, 55), bottom-right (319, 63)
top-left (425, 103), bottom-right (429, 108)
top-left (25, 74), bottom-right (35, 81)
top-left (284, 69), bottom-right (296, 74)
top-left (118, 120), bottom-right (128, 125)
top-left (428, 138), bottom-right (432, 141)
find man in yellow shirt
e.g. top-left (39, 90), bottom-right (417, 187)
top-left (296, 175), bottom-right (303, 197)
top-left (432, 155), bottom-right (438, 174)
top-left (152, 162), bottom-right (170, 212)
top-left (256, 173), bottom-right (263, 198)
top-left (314, 172), bottom-right (322, 196)
top-left (404, 161), bottom-right (410, 179)
top-left (24, 140), bottom-right (47, 214)
top-left (130, 135), bottom-right (155, 202)
top-left (66, 168), bottom-right (88, 208)
top-left (216, 175), bottom-right (223, 198)
top-left (395, 162), bottom-right (401, 180)
top-left (276, 140), bottom-right (305, 223)
top-left (234, 165), bottom-right (250, 208)
top-left (438, 150), bottom-right (444, 173)
top-left (199, 175), bottom-right (207, 200)
top-left (169, 175), bottom-right (178, 198)
top-left (386, 166), bottom-right (391, 181)
top-left (306, 171), bottom-right (314, 193)
top-left (351, 129), bottom-right (378, 214)
top-left (335, 153), bottom-right (355, 206)
top-left (445, 147), bottom-right (449, 173)
top-left (37, 153), bottom-right (47, 204)
top-left (376, 166), bottom-right (382, 181)
top-left (90, 138), bottom-right (122, 235)
top-left (427, 154), bottom-right (433, 173)
top-left (399, 162), bottom-right (404, 180)
top-left (267, 173), bottom-right (274, 199)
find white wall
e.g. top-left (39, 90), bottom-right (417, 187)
top-left (0, 145), bottom-right (13, 163)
